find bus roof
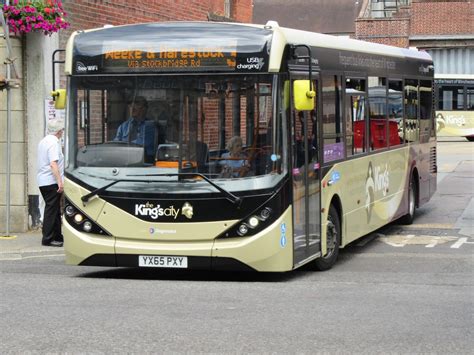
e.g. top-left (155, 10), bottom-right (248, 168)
top-left (65, 21), bottom-right (432, 75)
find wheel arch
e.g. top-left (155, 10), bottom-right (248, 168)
top-left (411, 166), bottom-right (420, 208)
top-left (329, 194), bottom-right (343, 246)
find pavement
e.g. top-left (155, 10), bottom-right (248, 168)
top-left (0, 230), bottom-right (65, 261)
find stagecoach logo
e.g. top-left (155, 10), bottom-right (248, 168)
top-left (365, 162), bottom-right (390, 222)
top-left (181, 202), bottom-right (194, 219)
top-left (75, 61), bottom-right (98, 73)
top-left (135, 202), bottom-right (179, 220)
top-left (237, 57), bottom-right (265, 70)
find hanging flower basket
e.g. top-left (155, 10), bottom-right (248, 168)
top-left (2, 0), bottom-right (70, 36)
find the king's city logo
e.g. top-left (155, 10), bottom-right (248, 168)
top-left (134, 201), bottom-right (194, 220)
top-left (135, 202), bottom-right (179, 220)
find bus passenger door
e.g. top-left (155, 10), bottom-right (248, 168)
top-left (291, 76), bottom-right (321, 266)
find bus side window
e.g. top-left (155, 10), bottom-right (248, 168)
top-left (322, 74), bottom-right (344, 163)
top-left (419, 80), bottom-right (433, 142)
top-left (468, 86), bottom-right (474, 110)
top-left (345, 77), bottom-right (366, 157)
top-left (388, 80), bottom-right (404, 147)
top-left (368, 77), bottom-right (388, 151)
top-left (404, 79), bottom-right (419, 143)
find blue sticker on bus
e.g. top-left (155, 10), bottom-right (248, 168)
top-left (280, 223), bottom-right (287, 248)
top-left (331, 171), bottom-right (341, 182)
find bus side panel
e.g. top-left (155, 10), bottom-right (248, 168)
top-left (320, 147), bottom-right (410, 246)
top-left (212, 206), bottom-right (294, 272)
top-left (436, 111), bottom-right (474, 138)
top-left (412, 140), bottom-right (435, 206)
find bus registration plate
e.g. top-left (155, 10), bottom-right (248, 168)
top-left (139, 255), bottom-right (188, 268)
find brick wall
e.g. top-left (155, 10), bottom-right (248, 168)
top-left (60, 0), bottom-right (253, 49)
top-left (355, 17), bottom-right (410, 47)
top-left (356, 0), bottom-right (474, 48)
top-left (411, 1), bottom-right (474, 36)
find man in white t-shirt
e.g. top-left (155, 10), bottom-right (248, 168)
top-left (37, 119), bottom-right (65, 247)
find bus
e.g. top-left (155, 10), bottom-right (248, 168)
top-left (56, 21), bottom-right (437, 272)
top-left (435, 77), bottom-right (474, 141)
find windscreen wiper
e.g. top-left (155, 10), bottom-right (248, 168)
top-left (81, 179), bottom-right (144, 203)
top-left (126, 173), bottom-right (242, 206)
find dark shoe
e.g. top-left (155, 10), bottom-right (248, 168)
top-left (43, 240), bottom-right (63, 247)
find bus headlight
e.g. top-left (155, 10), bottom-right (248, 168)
top-left (64, 199), bottom-right (110, 236)
top-left (248, 216), bottom-right (259, 228)
top-left (74, 214), bottom-right (84, 224)
top-left (217, 205), bottom-right (276, 239)
top-left (83, 221), bottom-right (93, 232)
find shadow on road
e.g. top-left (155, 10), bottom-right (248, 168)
top-left (77, 267), bottom-right (300, 282)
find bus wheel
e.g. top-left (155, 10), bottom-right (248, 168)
top-left (313, 205), bottom-right (340, 271)
top-left (466, 136), bottom-right (474, 142)
top-left (400, 176), bottom-right (416, 225)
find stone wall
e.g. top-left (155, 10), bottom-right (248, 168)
top-left (0, 30), bottom-right (27, 233)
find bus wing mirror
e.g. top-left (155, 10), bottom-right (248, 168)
top-left (293, 80), bottom-right (315, 111)
top-left (51, 89), bottom-right (67, 109)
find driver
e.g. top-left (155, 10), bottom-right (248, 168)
top-left (114, 96), bottom-right (156, 161)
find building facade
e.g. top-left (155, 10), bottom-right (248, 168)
top-left (1, 0), bottom-right (253, 233)
top-left (355, 0), bottom-right (474, 77)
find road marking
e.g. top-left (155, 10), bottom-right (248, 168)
top-left (450, 237), bottom-right (474, 249)
top-left (0, 235), bottom-right (17, 239)
top-left (401, 223), bottom-right (454, 229)
top-left (378, 234), bottom-right (458, 248)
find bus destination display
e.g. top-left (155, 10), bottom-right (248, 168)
top-left (104, 46), bottom-right (238, 71)
top-left (73, 45), bottom-right (269, 74)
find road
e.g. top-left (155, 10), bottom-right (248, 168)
top-left (0, 138), bottom-right (472, 354)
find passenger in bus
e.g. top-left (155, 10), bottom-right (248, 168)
top-left (220, 136), bottom-right (250, 178)
top-left (114, 96), bottom-right (156, 162)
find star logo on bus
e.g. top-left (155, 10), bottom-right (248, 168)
top-left (181, 202), bottom-right (194, 220)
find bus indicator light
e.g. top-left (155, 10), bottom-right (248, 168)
top-left (238, 224), bottom-right (249, 236)
top-left (65, 205), bottom-right (75, 217)
top-left (83, 221), bottom-right (92, 232)
top-left (260, 207), bottom-right (271, 220)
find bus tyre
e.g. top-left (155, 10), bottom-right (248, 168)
top-left (313, 205), bottom-right (340, 271)
top-left (401, 176), bottom-right (416, 225)
top-left (466, 136), bottom-right (474, 142)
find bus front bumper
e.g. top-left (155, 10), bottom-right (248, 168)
top-left (63, 208), bottom-right (294, 272)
